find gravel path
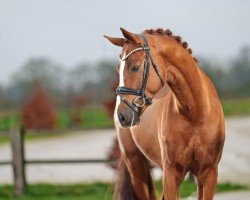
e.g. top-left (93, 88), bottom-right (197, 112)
top-left (186, 191), bottom-right (250, 200)
top-left (214, 191), bottom-right (250, 200)
top-left (0, 129), bottom-right (115, 184)
top-left (0, 117), bottom-right (250, 186)
top-left (218, 117), bottom-right (250, 185)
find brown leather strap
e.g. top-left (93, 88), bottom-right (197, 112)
top-left (154, 84), bottom-right (170, 99)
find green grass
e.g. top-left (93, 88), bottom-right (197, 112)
top-left (0, 106), bottom-right (114, 132)
top-left (154, 180), bottom-right (248, 198)
top-left (0, 106), bottom-right (114, 143)
top-left (1, 99), bottom-right (250, 142)
top-left (56, 106), bottom-right (113, 129)
top-left (222, 99), bottom-right (250, 116)
top-left (0, 181), bottom-right (247, 200)
top-left (0, 134), bottom-right (9, 143)
top-left (216, 182), bottom-right (248, 192)
top-left (81, 107), bottom-right (113, 128)
top-left (0, 115), bottom-right (20, 132)
top-left (0, 183), bottom-right (113, 200)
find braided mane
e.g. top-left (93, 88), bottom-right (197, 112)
top-left (143, 28), bottom-right (198, 63)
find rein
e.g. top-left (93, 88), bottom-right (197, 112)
top-left (116, 34), bottom-right (164, 114)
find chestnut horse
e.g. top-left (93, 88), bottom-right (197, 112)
top-left (104, 28), bottom-right (225, 200)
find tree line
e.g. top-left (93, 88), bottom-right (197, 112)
top-left (200, 46), bottom-right (250, 98)
top-left (0, 45), bottom-right (250, 110)
top-left (0, 58), bottom-right (117, 110)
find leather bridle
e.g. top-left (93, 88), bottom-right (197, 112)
top-left (116, 34), bottom-right (164, 114)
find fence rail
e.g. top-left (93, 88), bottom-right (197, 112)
top-left (0, 161), bottom-right (11, 165)
top-left (25, 159), bottom-right (112, 164)
top-left (0, 159), bottom-right (112, 165)
top-left (0, 126), bottom-right (113, 196)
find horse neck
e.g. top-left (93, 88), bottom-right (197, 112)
top-left (157, 37), bottom-right (209, 120)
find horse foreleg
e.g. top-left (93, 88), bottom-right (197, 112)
top-left (122, 150), bottom-right (155, 200)
top-left (116, 128), bottom-right (156, 200)
top-left (162, 165), bottom-right (183, 200)
top-left (198, 166), bottom-right (218, 200)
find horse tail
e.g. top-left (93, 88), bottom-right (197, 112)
top-left (114, 157), bottom-right (137, 200)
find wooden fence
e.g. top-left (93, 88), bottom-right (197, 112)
top-left (0, 126), bottom-right (113, 196)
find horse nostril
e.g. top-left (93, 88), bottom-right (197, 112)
top-left (118, 113), bottom-right (127, 125)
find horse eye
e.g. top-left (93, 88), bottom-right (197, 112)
top-left (131, 66), bottom-right (139, 73)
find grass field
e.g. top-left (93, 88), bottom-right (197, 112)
top-left (57, 107), bottom-right (113, 129)
top-left (0, 106), bottom-right (113, 132)
top-left (222, 99), bottom-right (250, 116)
top-left (0, 99), bottom-right (250, 141)
top-left (0, 181), bottom-right (247, 200)
top-left (0, 106), bottom-right (114, 143)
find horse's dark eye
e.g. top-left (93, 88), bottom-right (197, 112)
top-left (131, 66), bottom-right (139, 73)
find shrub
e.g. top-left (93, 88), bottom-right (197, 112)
top-left (22, 84), bottom-right (56, 130)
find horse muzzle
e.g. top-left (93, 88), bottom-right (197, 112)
top-left (117, 109), bottom-right (140, 128)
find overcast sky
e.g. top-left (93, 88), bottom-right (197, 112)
top-left (0, 0), bottom-right (250, 85)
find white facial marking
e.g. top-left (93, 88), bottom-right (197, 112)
top-left (119, 54), bottom-right (126, 86)
top-left (114, 53), bottom-right (126, 126)
top-left (114, 96), bottom-right (120, 124)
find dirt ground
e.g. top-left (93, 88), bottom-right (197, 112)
top-left (218, 117), bottom-right (250, 184)
top-left (0, 117), bottom-right (250, 185)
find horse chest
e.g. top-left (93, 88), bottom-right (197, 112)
top-left (130, 125), bottom-right (162, 167)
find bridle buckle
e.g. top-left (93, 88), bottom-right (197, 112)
top-left (133, 96), bottom-right (145, 108)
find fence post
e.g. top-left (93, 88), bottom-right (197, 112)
top-left (10, 126), bottom-right (26, 196)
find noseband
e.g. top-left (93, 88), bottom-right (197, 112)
top-left (116, 34), bottom-right (164, 114)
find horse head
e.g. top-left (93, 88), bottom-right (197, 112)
top-left (104, 28), bottom-right (166, 128)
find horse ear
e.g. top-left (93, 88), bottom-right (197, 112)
top-left (104, 35), bottom-right (125, 47)
top-left (120, 27), bottom-right (141, 44)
